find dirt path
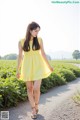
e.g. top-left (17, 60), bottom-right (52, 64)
top-left (48, 96), bottom-right (80, 120)
top-left (0, 77), bottom-right (80, 120)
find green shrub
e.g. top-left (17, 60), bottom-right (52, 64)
top-left (41, 72), bottom-right (66, 93)
top-left (0, 95), bottom-right (3, 108)
top-left (68, 67), bottom-right (80, 77)
top-left (51, 72), bottom-right (66, 85)
top-left (72, 89), bottom-right (80, 105)
top-left (0, 77), bottom-right (27, 109)
top-left (59, 69), bottom-right (76, 82)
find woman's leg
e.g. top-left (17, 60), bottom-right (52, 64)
top-left (33, 79), bottom-right (42, 111)
top-left (26, 81), bottom-right (36, 115)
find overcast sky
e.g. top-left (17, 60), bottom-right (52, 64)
top-left (0, 0), bottom-right (80, 56)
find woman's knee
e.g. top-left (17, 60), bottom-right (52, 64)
top-left (34, 87), bottom-right (40, 93)
top-left (34, 80), bottom-right (42, 91)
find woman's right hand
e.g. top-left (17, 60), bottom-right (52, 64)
top-left (16, 71), bottom-right (21, 79)
top-left (49, 66), bottom-right (54, 72)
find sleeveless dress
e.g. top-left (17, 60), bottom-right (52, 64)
top-left (19, 37), bottom-right (52, 82)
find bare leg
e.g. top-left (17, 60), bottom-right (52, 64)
top-left (26, 81), bottom-right (36, 115)
top-left (33, 79), bottom-right (42, 112)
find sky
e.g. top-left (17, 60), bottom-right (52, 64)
top-left (0, 0), bottom-right (80, 56)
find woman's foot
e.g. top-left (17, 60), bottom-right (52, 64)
top-left (31, 107), bottom-right (37, 119)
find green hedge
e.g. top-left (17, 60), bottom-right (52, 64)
top-left (0, 77), bottom-right (27, 109)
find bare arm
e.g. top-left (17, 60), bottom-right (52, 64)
top-left (39, 38), bottom-right (52, 69)
top-left (16, 40), bottom-right (23, 73)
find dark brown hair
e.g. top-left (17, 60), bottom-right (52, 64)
top-left (23, 21), bottom-right (41, 52)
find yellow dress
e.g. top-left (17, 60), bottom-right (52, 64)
top-left (19, 37), bottom-right (52, 82)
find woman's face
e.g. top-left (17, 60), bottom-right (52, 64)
top-left (30, 27), bottom-right (40, 37)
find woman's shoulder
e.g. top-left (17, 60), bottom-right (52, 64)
top-left (19, 38), bottom-right (25, 47)
top-left (38, 36), bottom-right (42, 40)
top-left (38, 37), bottom-right (43, 44)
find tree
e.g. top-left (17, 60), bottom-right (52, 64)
top-left (72, 50), bottom-right (80, 60)
top-left (0, 56), bottom-right (1, 59)
top-left (3, 54), bottom-right (18, 60)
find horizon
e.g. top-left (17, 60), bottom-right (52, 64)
top-left (0, 50), bottom-right (78, 60)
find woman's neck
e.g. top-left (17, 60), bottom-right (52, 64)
top-left (30, 36), bottom-right (33, 41)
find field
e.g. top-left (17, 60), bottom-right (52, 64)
top-left (0, 59), bottom-right (80, 109)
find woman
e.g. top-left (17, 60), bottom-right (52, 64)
top-left (16, 21), bottom-right (53, 119)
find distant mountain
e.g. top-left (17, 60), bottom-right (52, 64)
top-left (47, 51), bottom-right (73, 59)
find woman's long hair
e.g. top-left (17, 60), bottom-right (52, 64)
top-left (23, 22), bottom-right (41, 52)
